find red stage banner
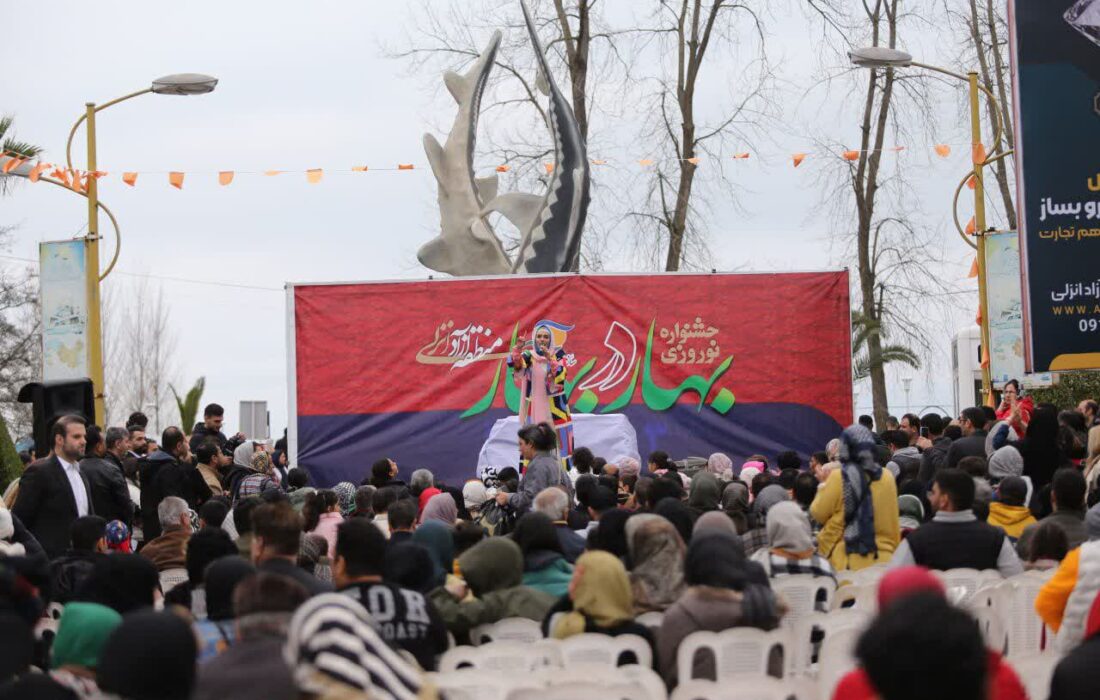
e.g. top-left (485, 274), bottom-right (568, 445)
top-left (289, 272), bottom-right (851, 485)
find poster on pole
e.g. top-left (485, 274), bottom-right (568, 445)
top-left (986, 232), bottom-right (1054, 389)
top-left (288, 272), bottom-right (852, 487)
top-left (39, 240), bottom-right (89, 381)
top-left (1009, 1), bottom-right (1100, 371)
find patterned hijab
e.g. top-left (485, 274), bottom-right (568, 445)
top-left (628, 518), bottom-right (686, 614)
top-left (333, 482), bottom-right (357, 517)
top-left (838, 424), bottom-right (883, 557)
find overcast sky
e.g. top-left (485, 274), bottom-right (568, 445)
top-left (1, 1), bottom-right (987, 438)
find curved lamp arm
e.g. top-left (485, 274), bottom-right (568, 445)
top-left (65, 88), bottom-right (153, 171)
top-left (951, 150), bottom-right (1015, 245)
top-left (19, 174), bottom-right (123, 281)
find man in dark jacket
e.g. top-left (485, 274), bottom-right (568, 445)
top-left (48, 515), bottom-right (107, 603)
top-left (250, 502), bottom-right (331, 596)
top-left (14, 416), bottom-right (95, 558)
top-left (916, 414), bottom-right (951, 485)
top-left (188, 402), bottom-right (245, 455)
top-left (889, 469), bottom-right (1023, 576)
top-left (946, 407), bottom-right (990, 470)
top-left (140, 426), bottom-right (210, 542)
top-left (1017, 468), bottom-right (1089, 558)
top-left (80, 426), bottom-right (134, 526)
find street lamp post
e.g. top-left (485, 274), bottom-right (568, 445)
top-left (67, 73), bottom-right (217, 423)
top-left (849, 48), bottom-right (1005, 409)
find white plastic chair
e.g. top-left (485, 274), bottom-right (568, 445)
top-left (470, 617), bottom-right (544, 645)
top-left (439, 641), bottom-right (553, 672)
top-left (677, 627), bottom-right (789, 682)
top-left (522, 663), bottom-right (665, 700)
top-left (506, 682), bottom-right (650, 700)
top-left (559, 632), bottom-right (652, 668)
top-left (1000, 578), bottom-right (1053, 657)
top-left (835, 563), bottom-right (889, 589)
top-left (774, 578), bottom-right (837, 673)
top-left (830, 583), bottom-right (875, 612)
top-left (430, 671), bottom-right (518, 700)
top-left (815, 626), bottom-right (861, 699)
top-left (971, 603), bottom-right (1009, 655)
top-left (933, 568), bottom-right (984, 603)
top-left (158, 567), bottom-right (188, 594)
top-left (672, 675), bottom-right (810, 700)
top-left (791, 609), bottom-right (870, 676)
top-left (1009, 653), bottom-right (1059, 700)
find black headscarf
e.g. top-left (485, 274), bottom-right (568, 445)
top-left (203, 556), bottom-right (256, 621)
top-left (1018, 405), bottom-right (1069, 492)
top-left (98, 610), bottom-right (197, 700)
top-left (513, 513), bottom-right (564, 556)
top-left (654, 498), bottom-right (695, 545)
top-left (75, 554), bottom-right (159, 615)
top-left (586, 508), bottom-right (631, 559)
top-left (383, 543), bottom-right (439, 594)
top-left (685, 532), bottom-right (778, 629)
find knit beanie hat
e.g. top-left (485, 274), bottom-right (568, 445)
top-left (51, 602), bottom-right (122, 670)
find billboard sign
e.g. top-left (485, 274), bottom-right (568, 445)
top-left (39, 240), bottom-right (89, 381)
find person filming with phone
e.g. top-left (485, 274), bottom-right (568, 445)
top-left (996, 379), bottom-right (1034, 439)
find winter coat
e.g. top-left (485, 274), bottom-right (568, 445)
top-left (886, 446), bottom-right (922, 480)
top-left (428, 538), bottom-right (555, 635)
top-left (139, 528), bottom-right (190, 572)
top-left (1017, 510), bottom-right (1089, 560)
top-left (987, 502), bottom-right (1037, 541)
top-left (1050, 586), bottom-right (1100, 700)
top-left (658, 586), bottom-right (781, 686)
top-left (1037, 540), bottom-right (1100, 652)
top-left (810, 468), bottom-right (900, 571)
top-left (917, 436), bottom-right (952, 485)
top-left (193, 635), bottom-right (296, 700)
top-left (309, 511), bottom-right (344, 558)
top-left (506, 452), bottom-right (573, 515)
top-left (521, 551), bottom-right (574, 598)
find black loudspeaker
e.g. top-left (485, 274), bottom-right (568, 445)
top-left (17, 379), bottom-right (95, 456)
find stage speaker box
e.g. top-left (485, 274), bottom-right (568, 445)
top-left (17, 379), bottom-right (95, 456)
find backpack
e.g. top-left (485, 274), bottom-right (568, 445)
top-left (475, 499), bottom-right (516, 537)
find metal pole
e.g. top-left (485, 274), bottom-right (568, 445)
top-left (84, 103), bottom-right (105, 424)
top-left (969, 73), bottom-right (995, 408)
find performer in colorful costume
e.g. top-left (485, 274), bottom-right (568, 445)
top-left (508, 321), bottom-right (575, 470)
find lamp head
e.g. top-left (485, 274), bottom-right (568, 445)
top-left (848, 47), bottom-right (913, 69)
top-left (151, 73), bottom-right (218, 96)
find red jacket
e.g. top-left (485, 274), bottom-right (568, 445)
top-left (832, 651), bottom-right (1027, 700)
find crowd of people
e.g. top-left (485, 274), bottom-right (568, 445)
top-left (0, 390), bottom-right (1099, 699)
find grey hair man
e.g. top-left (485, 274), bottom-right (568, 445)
top-left (409, 469), bottom-right (435, 497)
top-left (138, 496), bottom-right (192, 573)
top-left (533, 487), bottom-right (585, 563)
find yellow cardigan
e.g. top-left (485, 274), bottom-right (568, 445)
top-left (810, 467), bottom-right (900, 571)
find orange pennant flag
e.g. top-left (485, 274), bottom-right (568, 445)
top-left (306, 168), bottom-right (323, 184)
top-left (28, 162), bottom-right (50, 182)
top-left (967, 174), bottom-right (977, 190)
top-left (51, 168), bottom-right (71, 188)
top-left (168, 171), bottom-right (184, 190)
top-left (638, 159), bottom-right (654, 167)
top-left (264, 170), bottom-right (283, 177)
top-left (495, 164), bottom-right (510, 173)
top-left (544, 163), bottom-right (554, 173)
top-left (972, 142), bottom-right (987, 165)
top-left (122, 172), bottom-right (138, 187)
top-left (980, 346), bottom-right (990, 369)
top-left (891, 146), bottom-right (906, 152)
top-left (686, 157), bottom-right (700, 165)
top-left (590, 159), bottom-right (607, 165)
top-left (1, 157), bottom-right (26, 174)
top-left (89, 171), bottom-right (108, 179)
top-left (70, 170), bottom-right (85, 194)
top-left (934, 144), bottom-right (951, 158)
top-left (732, 153), bottom-right (751, 159)
top-left (398, 164), bottom-right (415, 171)
top-left (965, 217), bottom-right (976, 235)
top-left (792, 153), bottom-right (807, 168)
top-left (968, 256), bottom-right (979, 278)
top-left (842, 150), bottom-right (860, 161)
top-left (351, 166), bottom-right (368, 172)
top-left (218, 171), bottom-right (234, 186)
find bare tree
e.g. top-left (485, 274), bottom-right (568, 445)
top-left (104, 278), bottom-right (179, 433)
top-left (942, 0), bottom-right (1015, 231)
top-left (631, 0), bottom-right (773, 272)
top-left (0, 229), bottom-right (39, 435)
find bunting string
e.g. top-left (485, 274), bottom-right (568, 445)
top-left (0, 140), bottom-right (987, 191)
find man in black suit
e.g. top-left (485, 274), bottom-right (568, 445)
top-left (80, 425), bottom-right (134, 526)
top-left (13, 415), bottom-right (95, 559)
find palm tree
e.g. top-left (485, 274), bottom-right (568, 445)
top-left (851, 310), bottom-right (920, 383)
top-left (170, 377), bottom-right (206, 436)
top-left (0, 115), bottom-right (43, 195)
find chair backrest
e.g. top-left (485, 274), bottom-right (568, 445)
top-left (830, 583), bottom-right (875, 612)
top-left (1009, 654), bottom-right (1058, 700)
top-left (773, 576), bottom-right (836, 621)
top-left (159, 567), bottom-right (188, 594)
top-left (559, 633), bottom-right (652, 668)
top-left (677, 627), bottom-right (788, 683)
top-left (506, 682), bottom-right (651, 700)
top-left (933, 568), bottom-right (984, 603)
top-left (523, 664), bottom-right (665, 700)
top-left (971, 604), bottom-right (1009, 655)
top-left (430, 670), bottom-right (515, 700)
top-left (439, 641), bottom-right (550, 672)
top-left (1001, 578), bottom-right (1052, 657)
top-left (471, 617), bottom-right (544, 646)
top-left (816, 626), bottom-right (862, 699)
top-left (672, 676), bottom-right (794, 700)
